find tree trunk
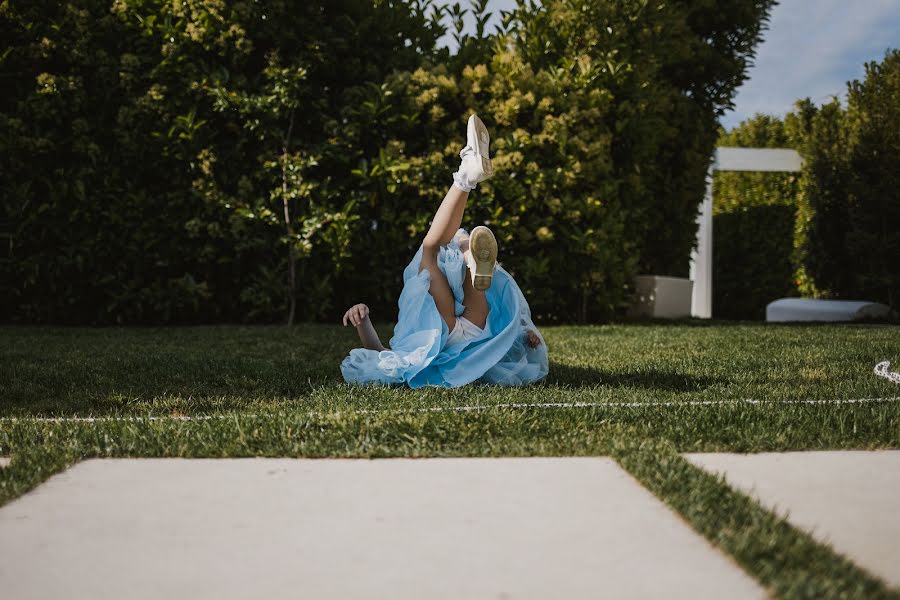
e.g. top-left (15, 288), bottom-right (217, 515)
top-left (580, 284), bottom-right (588, 323)
top-left (282, 108), bottom-right (297, 326)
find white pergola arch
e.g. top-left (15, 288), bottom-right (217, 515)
top-left (689, 147), bottom-right (804, 318)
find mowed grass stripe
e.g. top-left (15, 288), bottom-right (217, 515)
top-left (2, 394), bottom-right (899, 423)
top-left (1, 404), bottom-right (899, 599)
top-left (2, 323), bottom-right (899, 597)
top-left (616, 442), bottom-right (900, 600)
top-left (2, 323), bottom-right (899, 416)
top-left (2, 401), bottom-right (898, 498)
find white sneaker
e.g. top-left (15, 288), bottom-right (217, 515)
top-left (466, 225), bottom-right (498, 291)
top-left (452, 114), bottom-right (493, 191)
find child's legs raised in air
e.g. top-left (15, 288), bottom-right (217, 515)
top-left (419, 184), bottom-right (469, 331)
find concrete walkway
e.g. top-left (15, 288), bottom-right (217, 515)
top-left (0, 457), bottom-right (764, 600)
top-left (686, 450), bottom-right (900, 588)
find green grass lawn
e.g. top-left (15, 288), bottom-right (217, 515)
top-left (2, 322), bottom-right (900, 599)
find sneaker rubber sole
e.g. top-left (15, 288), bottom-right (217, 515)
top-left (469, 225), bottom-right (497, 291)
top-left (467, 114), bottom-right (493, 178)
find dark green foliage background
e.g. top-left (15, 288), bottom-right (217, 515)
top-left (711, 50), bottom-right (900, 317)
top-left (713, 204), bottom-right (796, 320)
top-left (835, 50), bottom-right (900, 307)
top-left (1, 0), bottom-right (775, 324)
top-left (712, 114), bottom-right (803, 320)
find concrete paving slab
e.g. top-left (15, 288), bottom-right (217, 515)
top-left (0, 457), bottom-right (764, 600)
top-left (686, 450), bottom-right (900, 587)
top-left (0, 457), bottom-right (10, 468)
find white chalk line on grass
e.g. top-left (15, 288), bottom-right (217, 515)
top-left (2, 396), bottom-right (900, 423)
top-left (404, 396), bottom-right (900, 413)
top-left (3, 363), bottom-right (896, 424)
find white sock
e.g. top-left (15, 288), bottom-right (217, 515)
top-left (452, 169), bottom-right (476, 192)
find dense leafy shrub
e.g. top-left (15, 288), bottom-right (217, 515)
top-left (794, 50), bottom-right (900, 308)
top-left (792, 98), bottom-right (853, 299)
top-left (844, 50), bottom-right (900, 307)
top-left (507, 0), bottom-right (777, 280)
top-left (1, 0), bottom-right (775, 324)
top-left (328, 0), bottom-right (777, 322)
top-left (713, 204), bottom-right (796, 319)
top-left (710, 50), bottom-right (899, 316)
top-left (1, 0), bottom-right (442, 323)
top-left (319, 35), bottom-right (629, 323)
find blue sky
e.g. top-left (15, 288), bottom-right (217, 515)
top-left (723, 0), bottom-right (900, 129)
top-left (439, 0), bottom-right (900, 130)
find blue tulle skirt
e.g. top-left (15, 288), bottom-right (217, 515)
top-left (341, 229), bottom-right (549, 387)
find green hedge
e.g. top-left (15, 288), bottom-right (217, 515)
top-left (795, 50), bottom-right (900, 308)
top-left (712, 115), bottom-right (803, 319)
top-left (0, 0), bottom-right (441, 324)
top-left (0, 0), bottom-right (775, 324)
top-left (713, 204), bottom-right (796, 320)
top-left (711, 50), bottom-right (900, 318)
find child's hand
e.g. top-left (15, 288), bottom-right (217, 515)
top-left (342, 303), bottom-right (370, 327)
top-left (525, 329), bottom-right (542, 349)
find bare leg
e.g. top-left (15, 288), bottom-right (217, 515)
top-left (420, 184), bottom-right (469, 331)
top-left (461, 261), bottom-right (489, 329)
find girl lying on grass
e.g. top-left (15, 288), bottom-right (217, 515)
top-left (340, 114), bottom-right (549, 388)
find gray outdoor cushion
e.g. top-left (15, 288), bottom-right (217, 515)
top-left (766, 298), bottom-right (892, 322)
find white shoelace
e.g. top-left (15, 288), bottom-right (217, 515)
top-left (874, 361), bottom-right (900, 385)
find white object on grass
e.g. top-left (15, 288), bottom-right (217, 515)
top-left (875, 361), bottom-right (900, 385)
top-left (766, 298), bottom-right (892, 322)
top-left (630, 275), bottom-right (694, 319)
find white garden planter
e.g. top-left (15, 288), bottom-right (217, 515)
top-left (629, 275), bottom-right (694, 319)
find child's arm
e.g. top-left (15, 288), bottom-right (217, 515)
top-left (342, 303), bottom-right (386, 351)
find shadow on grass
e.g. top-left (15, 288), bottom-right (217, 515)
top-left (544, 362), bottom-right (721, 391)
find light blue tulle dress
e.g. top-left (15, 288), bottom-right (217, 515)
top-left (341, 229), bottom-right (549, 387)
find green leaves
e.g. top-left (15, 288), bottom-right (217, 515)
top-left (713, 50), bottom-right (900, 316)
top-left (2, 0), bottom-right (776, 324)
